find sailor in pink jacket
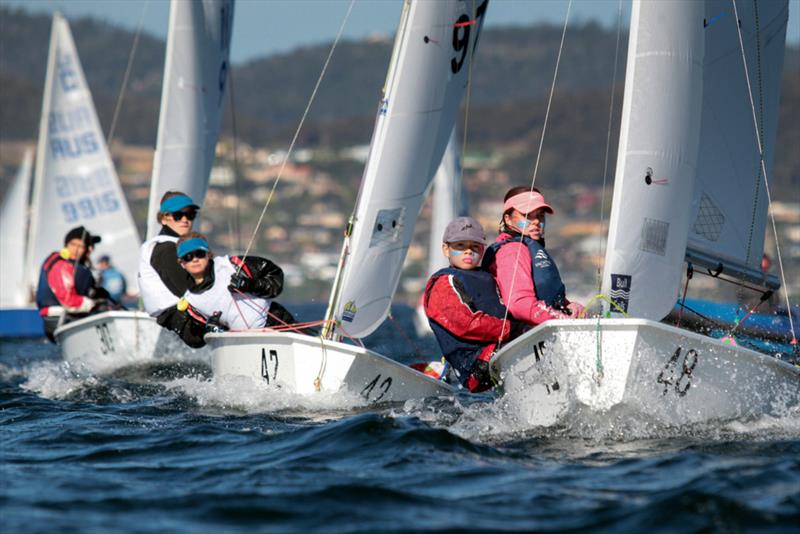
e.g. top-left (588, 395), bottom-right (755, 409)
top-left (482, 186), bottom-right (585, 326)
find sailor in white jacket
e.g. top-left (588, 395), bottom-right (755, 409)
top-left (167, 233), bottom-right (294, 348)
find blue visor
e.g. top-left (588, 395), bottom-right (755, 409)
top-left (160, 195), bottom-right (200, 213)
top-left (177, 238), bottom-right (209, 258)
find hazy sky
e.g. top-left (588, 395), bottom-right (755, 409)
top-left (5, 0), bottom-right (798, 63)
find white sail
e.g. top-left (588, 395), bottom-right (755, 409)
top-left (0, 149), bottom-right (33, 307)
top-left (331, 0), bottom-right (488, 338)
top-left (25, 14), bottom-right (141, 293)
top-left (602, 0), bottom-right (705, 320)
top-left (685, 0), bottom-right (788, 287)
top-left (146, 0), bottom-right (235, 239)
top-left (427, 129), bottom-right (466, 276)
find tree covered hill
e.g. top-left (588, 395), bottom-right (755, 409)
top-left (1, 7), bottom-right (797, 194)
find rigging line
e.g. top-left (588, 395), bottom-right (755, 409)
top-left (596, 0), bottom-right (624, 293)
top-left (458, 0), bottom-right (478, 184)
top-left (730, 0), bottom-right (796, 340)
top-left (227, 64), bottom-right (243, 251)
top-left (236, 0), bottom-right (356, 272)
top-left (497, 0), bottom-right (573, 344)
top-left (107, 0), bottom-right (148, 145)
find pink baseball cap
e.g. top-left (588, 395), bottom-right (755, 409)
top-left (503, 190), bottom-right (555, 215)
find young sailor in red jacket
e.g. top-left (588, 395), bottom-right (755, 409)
top-left (423, 217), bottom-right (524, 392)
top-left (36, 226), bottom-right (106, 341)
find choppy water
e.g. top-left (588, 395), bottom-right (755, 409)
top-left (2, 306), bottom-right (799, 532)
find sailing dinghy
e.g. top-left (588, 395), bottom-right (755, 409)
top-left (0, 149), bottom-right (42, 337)
top-left (53, 1), bottom-right (233, 373)
top-left (490, 0), bottom-right (799, 427)
top-left (207, 0), bottom-right (489, 403)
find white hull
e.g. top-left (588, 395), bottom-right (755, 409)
top-left (491, 319), bottom-right (800, 428)
top-left (206, 331), bottom-right (454, 404)
top-left (54, 311), bottom-right (209, 374)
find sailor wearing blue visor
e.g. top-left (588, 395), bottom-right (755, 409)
top-left (138, 191), bottom-right (203, 335)
top-left (163, 232), bottom-right (295, 348)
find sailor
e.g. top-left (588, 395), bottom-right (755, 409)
top-left (166, 233), bottom-right (294, 348)
top-left (96, 255), bottom-right (127, 303)
top-left (423, 217), bottom-right (525, 392)
top-left (36, 226), bottom-right (108, 341)
top-left (138, 191), bottom-right (201, 334)
top-left (483, 186), bottom-right (584, 326)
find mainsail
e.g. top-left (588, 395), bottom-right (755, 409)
top-left (25, 14), bottom-right (141, 293)
top-left (330, 0), bottom-right (488, 338)
top-left (602, 0), bottom-right (705, 320)
top-left (685, 0), bottom-right (788, 288)
top-left (146, 0), bottom-right (235, 239)
top-left (0, 149), bottom-right (33, 307)
top-left (427, 129), bottom-right (467, 275)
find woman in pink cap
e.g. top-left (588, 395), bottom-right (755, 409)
top-left (482, 186), bottom-right (584, 326)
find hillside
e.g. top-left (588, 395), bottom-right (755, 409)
top-left (1, 7), bottom-right (798, 195)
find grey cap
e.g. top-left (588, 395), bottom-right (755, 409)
top-left (442, 216), bottom-right (486, 244)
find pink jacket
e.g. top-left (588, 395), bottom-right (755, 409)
top-left (485, 232), bottom-right (569, 326)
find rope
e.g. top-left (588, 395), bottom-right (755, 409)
top-left (730, 0), bottom-right (796, 344)
top-left (107, 0), bottom-right (148, 145)
top-left (235, 0), bottom-right (355, 275)
top-left (227, 63), bottom-right (243, 251)
top-left (458, 0), bottom-right (479, 179)
top-left (676, 264), bottom-right (693, 328)
top-left (387, 310), bottom-right (422, 360)
top-left (497, 0), bottom-right (573, 344)
top-left (596, 0), bottom-right (624, 293)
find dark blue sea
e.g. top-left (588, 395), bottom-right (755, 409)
top-left (2, 305), bottom-right (799, 533)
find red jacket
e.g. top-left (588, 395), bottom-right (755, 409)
top-left (423, 272), bottom-right (511, 364)
top-left (37, 252), bottom-right (93, 316)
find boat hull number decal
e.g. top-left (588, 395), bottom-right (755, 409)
top-left (656, 347), bottom-right (698, 397)
top-left (261, 348), bottom-right (278, 384)
top-left (361, 374), bottom-right (392, 403)
top-left (95, 323), bottom-right (114, 354)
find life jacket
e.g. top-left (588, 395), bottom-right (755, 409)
top-left (182, 256), bottom-right (272, 330)
top-left (35, 252), bottom-right (66, 311)
top-left (424, 267), bottom-right (506, 380)
top-left (138, 234), bottom-right (179, 315)
top-left (483, 236), bottom-right (566, 309)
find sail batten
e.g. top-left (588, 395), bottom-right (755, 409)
top-left (146, 0), bottom-right (234, 239)
top-left (331, 0), bottom-right (488, 338)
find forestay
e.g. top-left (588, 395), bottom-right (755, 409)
top-left (602, 0), bottom-right (705, 320)
top-left (146, 0), bottom-right (235, 239)
top-left (332, 0), bottom-right (488, 338)
top-left (685, 0), bottom-right (788, 287)
top-left (427, 129), bottom-right (467, 275)
top-left (25, 14), bottom-right (140, 292)
top-left (0, 149), bottom-right (33, 307)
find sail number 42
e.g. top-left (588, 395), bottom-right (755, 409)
top-left (656, 347), bottom-right (698, 397)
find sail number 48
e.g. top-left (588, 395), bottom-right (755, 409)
top-left (656, 347), bottom-right (698, 397)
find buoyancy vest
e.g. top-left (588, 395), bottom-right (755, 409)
top-left (483, 236), bottom-right (566, 308)
top-left (35, 252), bottom-right (65, 310)
top-left (425, 267), bottom-right (507, 379)
top-left (138, 234), bottom-right (179, 315)
top-left (182, 256), bottom-right (272, 330)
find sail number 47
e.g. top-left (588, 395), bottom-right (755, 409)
top-left (656, 347), bottom-right (698, 397)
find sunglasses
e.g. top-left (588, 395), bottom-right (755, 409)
top-left (170, 210), bottom-right (197, 222)
top-left (180, 250), bottom-right (208, 262)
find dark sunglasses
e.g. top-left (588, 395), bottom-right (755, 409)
top-left (170, 210), bottom-right (197, 221)
top-left (180, 250), bottom-right (208, 262)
